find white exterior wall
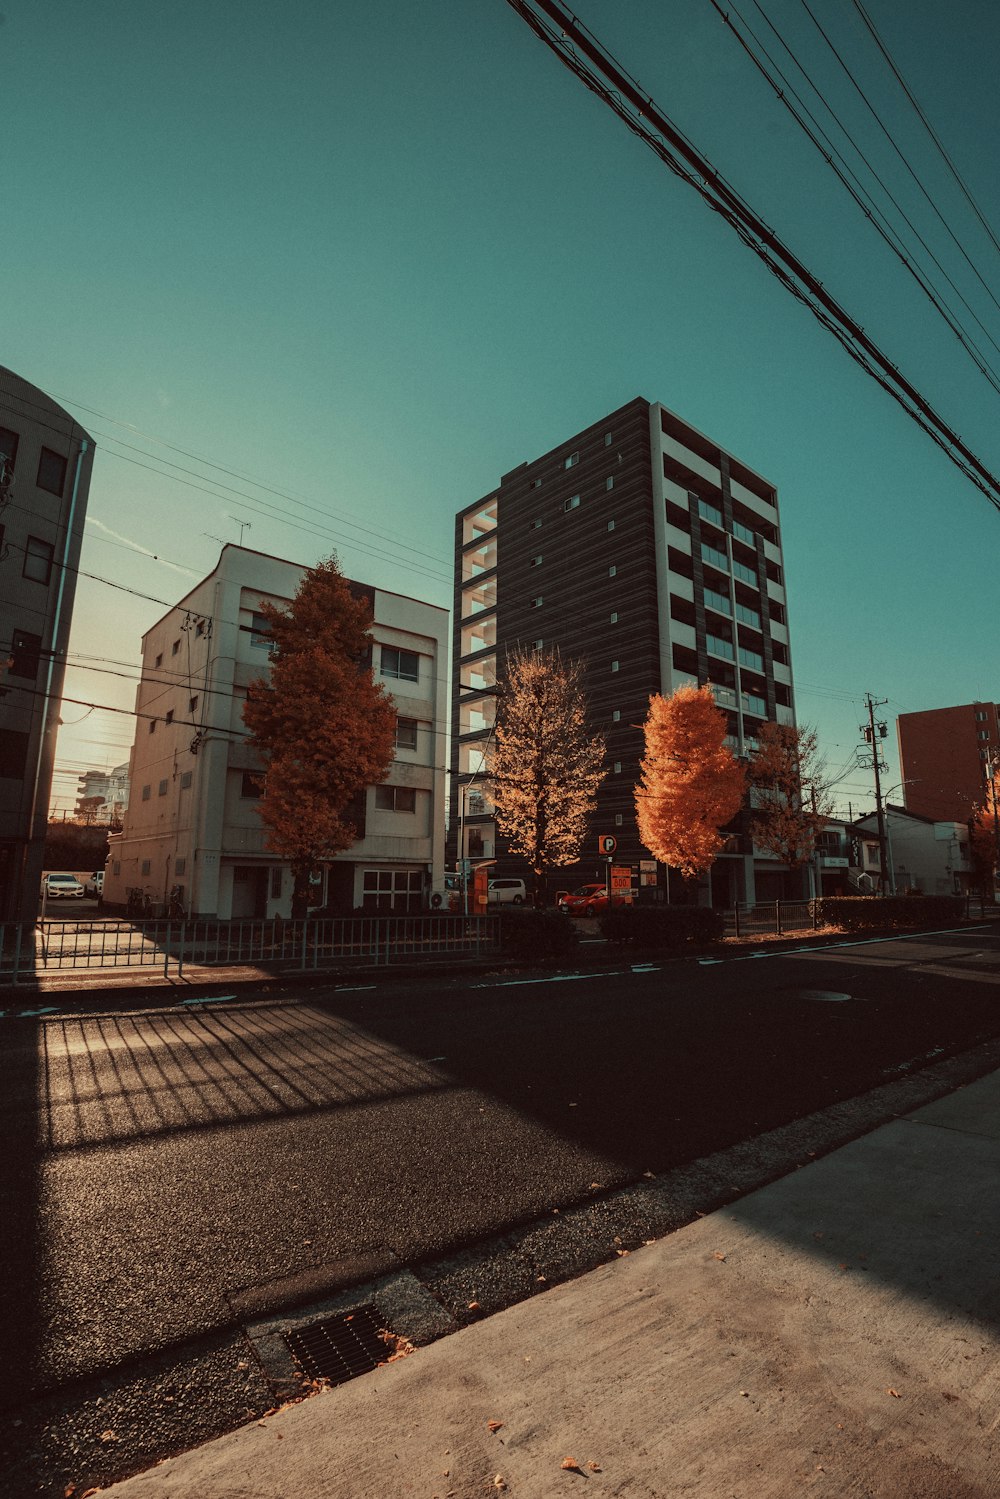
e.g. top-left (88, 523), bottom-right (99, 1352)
top-left (104, 546), bottom-right (448, 919)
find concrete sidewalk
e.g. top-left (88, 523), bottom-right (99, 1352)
top-left (103, 1071), bottom-right (1000, 1498)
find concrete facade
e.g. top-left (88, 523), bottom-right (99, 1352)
top-left (854, 804), bottom-right (972, 895)
top-left (898, 700), bottom-right (999, 823)
top-left (104, 546), bottom-right (447, 919)
top-left (0, 367), bottom-right (94, 921)
top-left (451, 397), bottom-right (797, 905)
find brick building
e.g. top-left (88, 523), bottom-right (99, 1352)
top-left (897, 701), bottom-right (999, 823)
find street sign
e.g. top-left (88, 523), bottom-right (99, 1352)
top-left (598, 835), bottom-right (617, 855)
top-left (610, 865), bottom-right (631, 891)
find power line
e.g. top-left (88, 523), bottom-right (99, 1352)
top-left (708, 0), bottom-right (1000, 398)
top-left (794, 0), bottom-right (1000, 324)
top-left (505, 0), bottom-right (1000, 515)
top-left (849, 0), bottom-right (1000, 266)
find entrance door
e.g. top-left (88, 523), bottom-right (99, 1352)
top-left (231, 866), bottom-right (268, 918)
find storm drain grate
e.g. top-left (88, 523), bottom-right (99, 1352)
top-left (284, 1303), bottom-right (394, 1386)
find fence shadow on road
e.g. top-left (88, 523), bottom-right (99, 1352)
top-left (37, 1004), bottom-right (453, 1152)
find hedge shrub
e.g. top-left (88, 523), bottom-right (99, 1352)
top-left (498, 908), bottom-right (580, 964)
top-left (599, 904), bottom-right (724, 951)
top-left (813, 895), bottom-right (965, 931)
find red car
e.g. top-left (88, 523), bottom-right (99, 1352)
top-left (559, 883), bottom-right (624, 915)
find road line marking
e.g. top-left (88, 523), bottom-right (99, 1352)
top-left (180, 994), bottom-right (236, 1006)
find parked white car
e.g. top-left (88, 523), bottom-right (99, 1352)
top-left (488, 877), bottom-right (526, 905)
top-left (43, 872), bottom-right (84, 899)
top-left (85, 871), bottom-right (104, 897)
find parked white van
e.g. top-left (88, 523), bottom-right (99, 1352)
top-left (488, 878), bottom-right (526, 905)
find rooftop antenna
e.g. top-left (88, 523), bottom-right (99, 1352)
top-left (227, 514), bottom-right (253, 545)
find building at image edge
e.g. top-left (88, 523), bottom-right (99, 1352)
top-left (450, 396), bottom-right (797, 905)
top-left (0, 368), bottom-right (94, 921)
top-left (104, 546), bottom-right (448, 918)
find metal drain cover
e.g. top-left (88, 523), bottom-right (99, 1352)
top-left (284, 1303), bottom-right (394, 1386)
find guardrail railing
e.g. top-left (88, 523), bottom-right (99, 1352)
top-left (0, 913), bottom-right (503, 984)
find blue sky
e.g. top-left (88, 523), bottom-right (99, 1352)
top-left (5, 0), bottom-right (999, 817)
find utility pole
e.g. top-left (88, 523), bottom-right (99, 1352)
top-left (860, 694), bottom-right (890, 895)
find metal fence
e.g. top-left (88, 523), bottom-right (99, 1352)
top-left (722, 901), bottom-right (817, 938)
top-left (0, 913), bottom-right (503, 984)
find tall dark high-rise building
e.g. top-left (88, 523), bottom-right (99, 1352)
top-left (450, 397), bottom-right (797, 904)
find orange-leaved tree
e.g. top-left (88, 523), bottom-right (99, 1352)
top-left (242, 557), bottom-right (397, 917)
top-left (969, 764), bottom-right (1000, 896)
top-left (748, 722), bottom-right (832, 869)
top-left (635, 684), bottom-right (746, 879)
top-left (490, 647), bottom-right (605, 904)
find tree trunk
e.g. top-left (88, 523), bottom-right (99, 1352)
top-left (291, 864), bottom-right (310, 920)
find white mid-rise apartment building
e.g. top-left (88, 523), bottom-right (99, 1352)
top-left (106, 545), bottom-right (447, 918)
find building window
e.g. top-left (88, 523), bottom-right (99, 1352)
top-left (165, 709), bottom-right (174, 724)
top-left (612, 709), bottom-right (621, 722)
top-left (375, 785), bottom-right (417, 812)
top-left (531, 555), bottom-right (543, 567)
top-left (738, 646), bottom-right (764, 672)
top-left (564, 452), bottom-right (579, 469)
top-left (195, 618), bottom-right (207, 636)
top-left (704, 587), bottom-right (731, 617)
top-left (975, 710), bottom-right (987, 721)
top-left (532, 596), bottom-right (543, 608)
top-left (250, 612), bottom-right (272, 650)
top-left (978, 729), bottom-right (990, 741)
top-left (607, 520), bottom-right (615, 532)
top-left (112, 861), bottom-right (121, 877)
top-left (0, 426), bottom-right (19, 471)
top-left (608, 565), bottom-right (617, 577)
top-left (155, 653), bottom-right (163, 668)
top-left (531, 477), bottom-right (543, 489)
top-left (180, 771), bottom-right (193, 789)
top-left (189, 695), bottom-right (198, 712)
top-left (0, 728), bottom-right (29, 779)
top-left (610, 611), bottom-right (618, 624)
top-left (171, 639), bottom-right (180, 656)
top-left (615, 813), bottom-right (623, 826)
top-left (733, 559), bottom-right (757, 587)
top-left (241, 770), bottom-right (264, 798)
top-left (613, 761), bottom-right (622, 774)
top-left (362, 868), bottom-right (423, 913)
top-left (732, 519), bottom-right (755, 546)
top-left (532, 517), bottom-right (542, 528)
top-left (158, 779), bottom-right (168, 796)
top-left (141, 785), bottom-right (151, 801)
top-left (141, 860), bottom-right (151, 877)
top-left (564, 495), bottom-right (580, 512)
top-left (148, 718), bottom-right (156, 733)
top-left (23, 535), bottom-right (54, 585)
top-left (36, 447), bottom-right (67, 496)
top-left (702, 541), bottom-right (728, 571)
top-left (395, 717), bottom-right (418, 751)
top-left (697, 498), bottom-right (724, 528)
top-left (611, 660), bottom-right (619, 673)
top-left (175, 858), bottom-right (186, 876)
top-left (381, 646), bottom-right (419, 682)
top-left (533, 639), bottom-right (544, 651)
top-left (707, 634), bottom-right (735, 661)
top-left (606, 477), bottom-right (614, 491)
top-left (604, 432), bottom-right (613, 446)
top-left (9, 629), bottom-right (41, 679)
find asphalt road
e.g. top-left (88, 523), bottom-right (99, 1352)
top-left (1, 921), bottom-right (998, 1494)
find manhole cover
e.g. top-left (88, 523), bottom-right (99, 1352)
top-left (790, 988), bottom-right (855, 1003)
top-left (284, 1303), bottom-right (395, 1386)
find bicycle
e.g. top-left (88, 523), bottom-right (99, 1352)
top-left (167, 886), bottom-right (185, 920)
